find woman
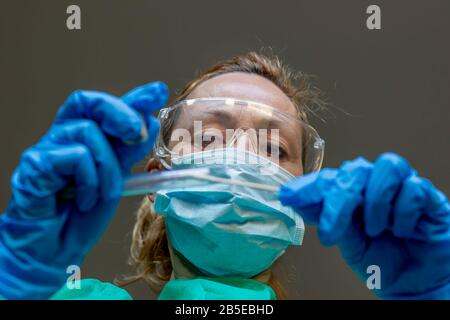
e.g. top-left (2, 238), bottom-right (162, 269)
top-left (0, 52), bottom-right (448, 300)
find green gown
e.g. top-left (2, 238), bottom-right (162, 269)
top-left (49, 277), bottom-right (276, 300)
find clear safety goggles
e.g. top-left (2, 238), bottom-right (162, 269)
top-left (153, 98), bottom-right (325, 173)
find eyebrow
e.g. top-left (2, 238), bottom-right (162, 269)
top-left (203, 108), bottom-right (288, 130)
top-left (203, 109), bottom-right (235, 127)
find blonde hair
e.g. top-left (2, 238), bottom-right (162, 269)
top-left (118, 51), bottom-right (325, 299)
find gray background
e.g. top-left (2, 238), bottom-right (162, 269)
top-left (1, 0), bottom-right (449, 299)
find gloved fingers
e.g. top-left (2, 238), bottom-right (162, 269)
top-left (319, 192), bottom-right (361, 246)
top-left (112, 82), bottom-right (168, 172)
top-left (392, 174), bottom-right (450, 242)
top-left (119, 81), bottom-right (168, 145)
top-left (44, 143), bottom-right (99, 211)
top-left (55, 89), bottom-right (147, 144)
top-left (318, 157), bottom-right (372, 246)
top-left (111, 113), bottom-right (161, 172)
top-left (418, 178), bottom-right (450, 238)
top-left (279, 169), bottom-right (337, 207)
top-left (278, 169), bottom-right (337, 224)
top-left (364, 153), bottom-right (413, 237)
top-left (392, 174), bottom-right (426, 238)
top-left (45, 119), bottom-right (122, 200)
top-left (421, 178), bottom-right (450, 216)
top-left (10, 143), bottom-right (98, 216)
top-left (121, 81), bottom-right (169, 114)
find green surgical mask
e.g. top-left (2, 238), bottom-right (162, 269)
top-left (154, 148), bottom-right (304, 278)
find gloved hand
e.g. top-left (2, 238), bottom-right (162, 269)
top-left (279, 153), bottom-right (450, 299)
top-left (0, 82), bottom-right (168, 299)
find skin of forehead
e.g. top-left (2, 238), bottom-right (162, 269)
top-left (186, 72), bottom-right (298, 117)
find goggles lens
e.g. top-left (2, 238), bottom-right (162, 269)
top-left (154, 98), bottom-right (324, 173)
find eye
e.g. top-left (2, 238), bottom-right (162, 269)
top-left (202, 134), bottom-right (216, 149)
top-left (193, 131), bottom-right (219, 150)
top-left (266, 143), bottom-right (288, 159)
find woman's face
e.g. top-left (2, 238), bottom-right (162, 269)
top-left (180, 72), bottom-right (304, 176)
top-left (159, 72), bottom-right (303, 280)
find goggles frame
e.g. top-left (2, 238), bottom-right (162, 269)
top-left (153, 97), bottom-right (325, 173)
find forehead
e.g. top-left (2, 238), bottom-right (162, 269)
top-left (186, 72), bottom-right (297, 117)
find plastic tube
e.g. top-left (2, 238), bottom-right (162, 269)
top-left (123, 168), bottom-right (279, 196)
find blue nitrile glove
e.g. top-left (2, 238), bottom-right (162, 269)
top-left (0, 82), bottom-right (168, 300)
top-left (279, 153), bottom-right (450, 299)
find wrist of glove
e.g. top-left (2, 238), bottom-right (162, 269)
top-left (0, 211), bottom-right (85, 300)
